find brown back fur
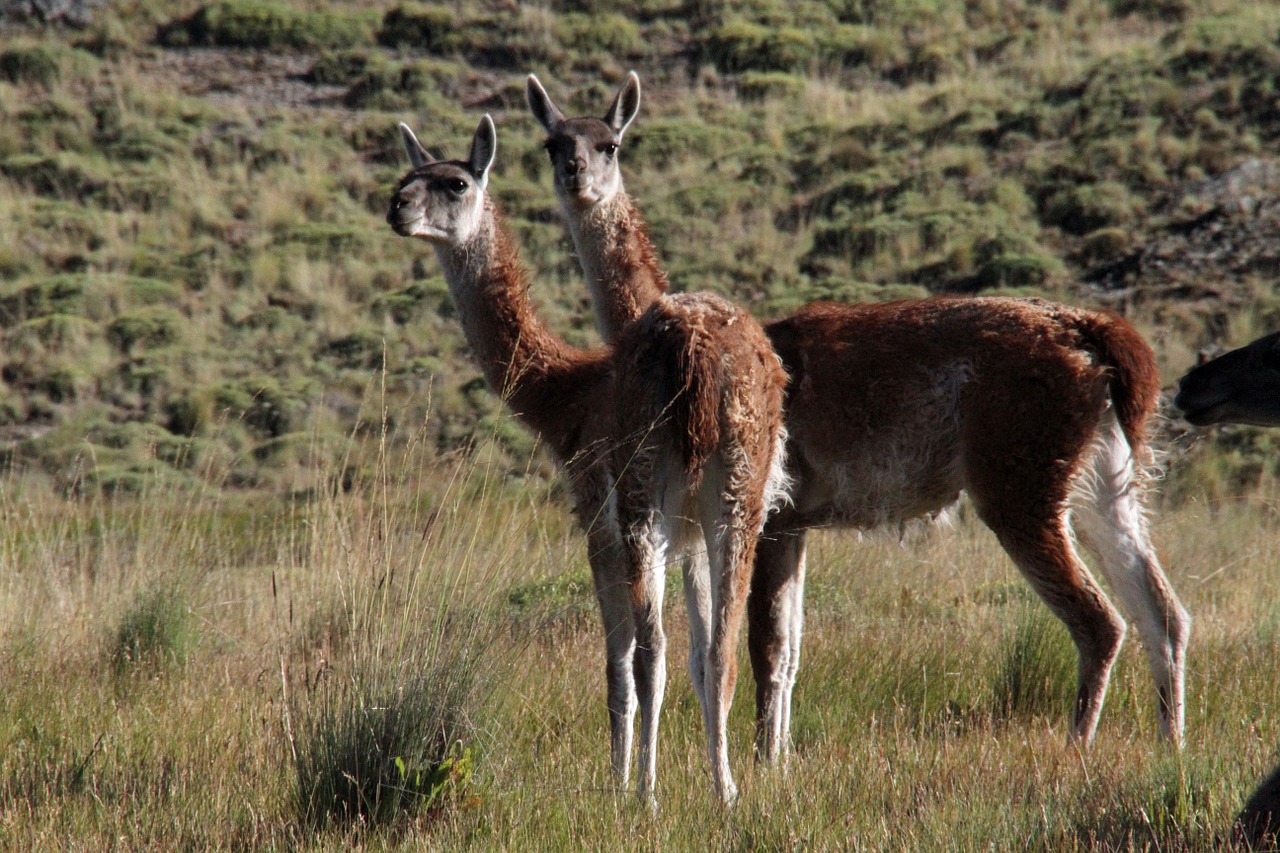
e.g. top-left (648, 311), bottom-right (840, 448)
top-left (760, 297), bottom-right (1147, 529)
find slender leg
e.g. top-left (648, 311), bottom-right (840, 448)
top-left (777, 541), bottom-right (806, 765)
top-left (748, 521), bottom-right (807, 765)
top-left (585, 523), bottom-right (637, 786)
top-left (626, 513), bottom-right (670, 805)
top-left (964, 388), bottom-right (1134, 744)
top-left (983, 511), bottom-right (1127, 744)
top-left (1072, 419), bottom-right (1190, 744)
top-left (702, 515), bottom-right (756, 805)
top-left (683, 550), bottom-right (713, 737)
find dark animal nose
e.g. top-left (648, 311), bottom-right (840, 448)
top-left (566, 157), bottom-right (586, 176)
top-left (386, 194), bottom-right (404, 225)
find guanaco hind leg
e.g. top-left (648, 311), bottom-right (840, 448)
top-left (1072, 415), bottom-right (1190, 743)
top-left (682, 550), bottom-right (713, 736)
top-left (621, 509), bottom-right (673, 804)
top-left (749, 525), bottom-right (807, 765)
top-left (584, 523), bottom-right (638, 785)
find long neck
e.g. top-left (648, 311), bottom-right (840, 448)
top-left (435, 202), bottom-right (606, 460)
top-left (566, 191), bottom-right (669, 344)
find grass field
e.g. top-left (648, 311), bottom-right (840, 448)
top-left (4, 428), bottom-right (1280, 850)
top-left (3, 0), bottom-right (1280, 848)
top-left (3, 0), bottom-right (1279, 492)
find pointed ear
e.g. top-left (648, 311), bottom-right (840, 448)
top-left (469, 115), bottom-right (497, 189)
top-left (526, 74), bottom-right (566, 132)
top-left (398, 123), bottom-right (434, 169)
top-left (603, 71), bottom-right (641, 139)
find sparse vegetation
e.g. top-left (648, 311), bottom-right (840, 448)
top-left (2, 0), bottom-right (1278, 492)
top-left (3, 0), bottom-right (1280, 847)
top-left (5, 443), bottom-right (1276, 848)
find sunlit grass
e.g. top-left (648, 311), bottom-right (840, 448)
top-left (4, 442), bottom-right (1279, 847)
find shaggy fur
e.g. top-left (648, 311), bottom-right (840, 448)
top-left (388, 117), bottom-right (787, 804)
top-left (528, 74), bottom-right (1189, 763)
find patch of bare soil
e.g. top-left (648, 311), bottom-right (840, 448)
top-left (136, 47), bottom-right (350, 113)
top-left (1086, 158), bottom-right (1280, 311)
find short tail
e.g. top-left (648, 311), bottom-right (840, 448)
top-left (1075, 312), bottom-right (1161, 457)
top-left (656, 318), bottom-right (722, 490)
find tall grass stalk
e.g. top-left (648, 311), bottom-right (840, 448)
top-left (285, 384), bottom-right (534, 834)
top-left (2, 450), bottom-right (1279, 847)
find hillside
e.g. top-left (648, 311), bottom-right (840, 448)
top-left (1, 0), bottom-right (1278, 495)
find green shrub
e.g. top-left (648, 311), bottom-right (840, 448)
top-left (448, 10), bottom-right (561, 69)
top-left (505, 568), bottom-right (593, 616)
top-left (967, 234), bottom-right (1063, 290)
top-left (320, 331), bottom-right (385, 370)
top-left (278, 223), bottom-right (370, 255)
top-left (292, 632), bottom-right (487, 830)
top-left (371, 281), bottom-right (437, 325)
top-left (705, 20), bottom-right (817, 72)
top-left (106, 308), bottom-right (183, 353)
top-left (342, 57), bottom-right (463, 112)
top-left (628, 118), bottom-right (751, 168)
top-left (164, 393), bottom-right (211, 437)
top-left (0, 44), bottom-right (61, 86)
top-left (973, 253), bottom-right (1059, 290)
top-left (555, 13), bottom-right (644, 57)
top-left (10, 314), bottom-right (97, 350)
top-left (122, 276), bottom-right (182, 306)
top-left (991, 603), bottom-right (1076, 722)
top-left (112, 585), bottom-right (196, 674)
top-left (306, 50), bottom-right (373, 86)
top-left (377, 4), bottom-right (458, 51)
top-left (1080, 226), bottom-right (1132, 266)
top-left (0, 154), bottom-right (107, 202)
top-left (153, 432), bottom-right (204, 470)
top-left (1042, 181), bottom-right (1141, 235)
top-left (0, 277), bottom-right (86, 328)
top-left (1110, 0), bottom-right (1192, 21)
top-left (818, 23), bottom-right (905, 69)
top-left (738, 71), bottom-right (807, 100)
top-left (213, 377), bottom-right (311, 438)
top-left (36, 367), bottom-right (84, 404)
top-left (158, 1), bottom-right (378, 51)
top-left (98, 125), bottom-right (185, 164)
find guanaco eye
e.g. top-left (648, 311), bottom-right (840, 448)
top-left (600, 143), bottom-right (619, 158)
top-left (445, 178), bottom-right (467, 195)
top-left (544, 138), bottom-right (569, 160)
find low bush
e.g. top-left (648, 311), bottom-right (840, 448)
top-left (991, 603), bottom-right (1076, 722)
top-left (377, 3), bottom-right (457, 51)
top-left (158, 1), bottom-right (378, 51)
top-left (704, 20), bottom-right (817, 73)
top-left (555, 13), bottom-right (644, 58)
top-left (106, 307), bottom-right (183, 353)
top-left (0, 43), bottom-right (62, 86)
top-left (0, 277), bottom-right (86, 328)
top-left (1042, 181), bottom-right (1141, 235)
top-left (738, 71), bottom-right (807, 100)
top-left (112, 584), bottom-right (196, 674)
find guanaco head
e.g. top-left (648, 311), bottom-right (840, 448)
top-left (526, 71), bottom-right (640, 210)
top-left (387, 115), bottom-right (497, 246)
top-left (1174, 330), bottom-right (1280, 427)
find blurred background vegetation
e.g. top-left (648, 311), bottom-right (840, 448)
top-left (1, 0), bottom-right (1278, 499)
